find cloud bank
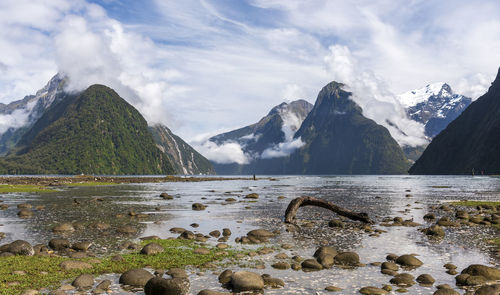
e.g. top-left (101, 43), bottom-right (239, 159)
top-left (1, 0), bottom-right (500, 144)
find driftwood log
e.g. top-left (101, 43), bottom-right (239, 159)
top-left (284, 196), bottom-right (373, 224)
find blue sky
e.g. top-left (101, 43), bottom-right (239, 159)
top-left (1, 0), bottom-right (500, 148)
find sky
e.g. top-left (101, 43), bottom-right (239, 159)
top-left (1, 0), bottom-right (500, 148)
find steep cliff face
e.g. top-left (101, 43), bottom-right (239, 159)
top-left (288, 81), bottom-right (409, 174)
top-left (149, 124), bottom-right (214, 175)
top-left (410, 68), bottom-right (500, 175)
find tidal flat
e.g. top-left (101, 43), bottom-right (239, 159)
top-left (0, 175), bottom-right (499, 294)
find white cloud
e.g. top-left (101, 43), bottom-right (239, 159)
top-left (0, 103), bottom-right (34, 134)
top-left (261, 137), bottom-right (304, 159)
top-left (190, 133), bottom-right (252, 164)
top-left (324, 45), bottom-right (428, 147)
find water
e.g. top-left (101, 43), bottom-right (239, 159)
top-left (0, 175), bottom-right (498, 294)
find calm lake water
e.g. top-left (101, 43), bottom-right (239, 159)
top-left (0, 175), bottom-right (499, 294)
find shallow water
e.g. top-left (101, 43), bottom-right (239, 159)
top-left (0, 175), bottom-right (499, 294)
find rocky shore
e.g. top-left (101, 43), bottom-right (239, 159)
top-left (0, 176), bottom-right (498, 294)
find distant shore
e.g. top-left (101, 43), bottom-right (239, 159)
top-left (0, 175), bottom-right (249, 186)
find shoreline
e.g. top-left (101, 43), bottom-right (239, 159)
top-left (0, 175), bottom-right (250, 186)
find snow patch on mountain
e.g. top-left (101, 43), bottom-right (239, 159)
top-left (260, 101), bottom-right (308, 159)
top-left (398, 82), bottom-right (448, 107)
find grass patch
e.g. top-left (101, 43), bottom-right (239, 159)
top-left (450, 200), bottom-right (500, 207)
top-left (0, 239), bottom-right (237, 295)
top-left (431, 185), bottom-right (452, 188)
top-left (0, 184), bottom-right (55, 193)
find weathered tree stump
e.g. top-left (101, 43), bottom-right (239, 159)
top-left (284, 196), bottom-right (373, 224)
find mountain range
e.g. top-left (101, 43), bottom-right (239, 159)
top-left (207, 78), bottom-right (475, 175)
top-left (0, 75), bottom-right (214, 175)
top-left (209, 81), bottom-right (410, 174)
top-left (410, 68), bottom-right (500, 175)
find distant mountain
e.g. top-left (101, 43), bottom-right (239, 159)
top-left (409, 68), bottom-right (500, 175)
top-left (208, 82), bottom-right (409, 175)
top-left (287, 82), bottom-right (409, 174)
top-left (149, 124), bottom-right (214, 175)
top-left (398, 83), bottom-right (472, 138)
top-left (0, 74), bottom-right (66, 154)
top-left (0, 85), bottom-right (175, 175)
top-left (209, 100), bottom-right (313, 174)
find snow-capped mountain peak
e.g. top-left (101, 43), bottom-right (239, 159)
top-left (398, 82), bottom-right (472, 138)
top-left (397, 82), bottom-right (450, 107)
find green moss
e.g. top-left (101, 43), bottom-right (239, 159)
top-left (0, 184), bottom-right (55, 193)
top-left (450, 200), bottom-right (500, 207)
top-left (0, 239), bottom-right (237, 295)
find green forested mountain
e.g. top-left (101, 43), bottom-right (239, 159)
top-left (0, 85), bottom-right (174, 175)
top-left (149, 124), bottom-right (214, 175)
top-left (409, 68), bottom-right (500, 175)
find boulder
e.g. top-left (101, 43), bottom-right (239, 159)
top-left (247, 229), bottom-right (275, 238)
top-left (381, 262), bottom-right (399, 271)
top-left (390, 273), bottom-right (415, 287)
top-left (49, 239), bottom-right (70, 251)
top-left (7, 240), bottom-right (34, 256)
top-left (433, 289), bottom-right (460, 295)
top-left (317, 253), bottom-right (335, 268)
top-left (334, 252), bottom-right (360, 266)
top-left (119, 269), bottom-right (154, 287)
top-left (474, 284), bottom-right (500, 295)
top-left (17, 209), bottom-right (33, 218)
top-left (141, 243), bottom-right (165, 255)
top-left (72, 274), bottom-right (94, 289)
top-left (359, 286), bottom-right (389, 295)
top-left (218, 269), bottom-right (232, 284)
top-left (72, 241), bottom-right (92, 252)
top-left (192, 203), bottom-right (206, 211)
top-left (167, 268), bottom-right (188, 279)
top-left (209, 230), bottom-right (221, 238)
top-left (416, 274), bottom-right (435, 285)
top-left (423, 225), bottom-right (445, 237)
top-left (230, 271), bottom-right (264, 292)
top-left (313, 246), bottom-right (337, 258)
top-left (301, 259), bottom-right (323, 270)
top-left (245, 193), bottom-right (259, 199)
top-left (461, 264), bottom-right (500, 280)
top-left (222, 228), bottom-right (231, 236)
top-left (263, 276), bottom-right (285, 288)
top-left (271, 262), bottom-right (290, 270)
top-left (395, 255), bottom-right (423, 268)
top-left (144, 277), bottom-right (190, 295)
